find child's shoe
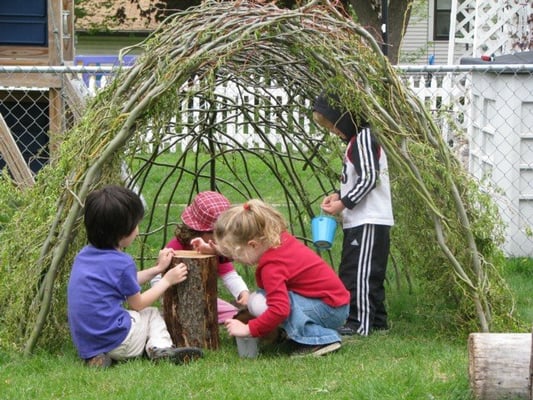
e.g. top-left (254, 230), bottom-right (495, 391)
top-left (290, 341), bottom-right (341, 358)
top-left (148, 346), bottom-right (204, 365)
top-left (85, 353), bottom-right (112, 368)
top-left (337, 324), bottom-right (359, 336)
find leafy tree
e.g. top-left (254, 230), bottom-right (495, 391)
top-left (75, 0), bottom-right (413, 64)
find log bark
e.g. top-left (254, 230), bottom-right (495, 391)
top-left (469, 333), bottom-right (532, 400)
top-left (530, 327), bottom-right (533, 400)
top-left (162, 250), bottom-right (219, 350)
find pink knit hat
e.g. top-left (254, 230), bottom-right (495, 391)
top-left (181, 191), bottom-right (231, 232)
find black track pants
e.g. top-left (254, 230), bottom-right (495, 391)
top-left (339, 224), bottom-right (391, 336)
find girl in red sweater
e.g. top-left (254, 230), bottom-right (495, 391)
top-left (213, 199), bottom-right (350, 357)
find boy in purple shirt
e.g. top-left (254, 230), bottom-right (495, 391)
top-left (68, 185), bottom-right (203, 367)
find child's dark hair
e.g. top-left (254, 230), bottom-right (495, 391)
top-left (84, 185), bottom-right (145, 249)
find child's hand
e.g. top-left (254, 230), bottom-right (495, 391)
top-left (155, 248), bottom-right (175, 274)
top-left (236, 290), bottom-right (250, 307)
top-left (191, 237), bottom-right (217, 255)
top-left (162, 262), bottom-right (188, 285)
top-left (224, 318), bottom-right (251, 337)
top-left (321, 193), bottom-right (344, 215)
top-left (321, 192), bottom-right (339, 207)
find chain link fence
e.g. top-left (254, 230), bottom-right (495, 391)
top-left (0, 86), bottom-right (50, 174)
top-left (1, 64), bottom-right (532, 257)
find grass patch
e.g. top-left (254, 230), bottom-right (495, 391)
top-left (3, 261), bottom-right (531, 399)
top-left (0, 328), bottom-right (472, 400)
top-left (1, 149), bottom-right (528, 399)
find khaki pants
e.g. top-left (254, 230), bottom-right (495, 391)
top-left (108, 307), bottom-right (173, 360)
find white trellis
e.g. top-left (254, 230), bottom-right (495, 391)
top-left (449, 0), bottom-right (533, 63)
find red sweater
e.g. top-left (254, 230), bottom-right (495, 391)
top-left (248, 232), bottom-right (350, 337)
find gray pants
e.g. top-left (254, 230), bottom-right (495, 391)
top-left (108, 307), bottom-right (172, 360)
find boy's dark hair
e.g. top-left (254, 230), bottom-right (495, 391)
top-left (313, 93), bottom-right (367, 139)
top-left (84, 185), bottom-right (145, 249)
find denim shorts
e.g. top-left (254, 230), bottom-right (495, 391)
top-left (254, 289), bottom-right (348, 345)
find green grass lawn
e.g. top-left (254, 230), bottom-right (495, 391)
top-left (0, 328), bottom-right (471, 400)
top-left (2, 151), bottom-right (532, 399)
top-left (4, 261), bottom-right (533, 400)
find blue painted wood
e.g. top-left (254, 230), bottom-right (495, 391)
top-left (0, 0), bottom-right (47, 46)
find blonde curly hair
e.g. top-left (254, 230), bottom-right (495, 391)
top-left (213, 199), bottom-right (287, 259)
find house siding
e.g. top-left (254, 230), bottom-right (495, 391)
top-left (400, 14), bottom-right (430, 64)
top-left (400, 0), bottom-right (450, 65)
top-left (400, 0), bottom-right (465, 65)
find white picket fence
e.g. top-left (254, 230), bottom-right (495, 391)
top-left (81, 69), bottom-right (467, 153)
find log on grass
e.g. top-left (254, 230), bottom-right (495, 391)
top-left (162, 250), bottom-right (219, 350)
top-left (468, 332), bottom-right (532, 400)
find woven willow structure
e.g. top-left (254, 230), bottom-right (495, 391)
top-left (0, 0), bottom-right (518, 355)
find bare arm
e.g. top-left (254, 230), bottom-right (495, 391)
top-left (128, 262), bottom-right (189, 311)
top-left (137, 248), bottom-right (174, 285)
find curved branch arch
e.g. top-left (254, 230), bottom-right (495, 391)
top-left (0, 1), bottom-right (518, 355)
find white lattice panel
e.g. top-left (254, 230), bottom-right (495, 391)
top-left (449, 0), bottom-right (532, 63)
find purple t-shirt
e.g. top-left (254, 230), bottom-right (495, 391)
top-left (67, 245), bottom-right (140, 359)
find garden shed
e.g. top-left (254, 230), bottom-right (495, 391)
top-left (462, 51), bottom-right (533, 256)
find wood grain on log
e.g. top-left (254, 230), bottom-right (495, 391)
top-left (162, 250), bottom-right (219, 350)
top-left (469, 332), bottom-right (531, 400)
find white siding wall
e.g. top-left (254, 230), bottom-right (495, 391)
top-left (400, 13), bottom-right (431, 64)
top-left (400, 0), bottom-right (462, 65)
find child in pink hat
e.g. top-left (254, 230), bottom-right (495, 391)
top-left (152, 191), bottom-right (249, 323)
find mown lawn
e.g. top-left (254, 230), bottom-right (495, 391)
top-left (2, 151), bottom-right (531, 400)
top-left (4, 260), bottom-right (533, 400)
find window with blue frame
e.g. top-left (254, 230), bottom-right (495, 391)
top-left (0, 1), bottom-right (48, 46)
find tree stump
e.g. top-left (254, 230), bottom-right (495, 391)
top-left (162, 250), bottom-right (219, 350)
top-left (468, 332), bottom-right (532, 400)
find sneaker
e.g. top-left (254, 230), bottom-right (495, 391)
top-left (337, 324), bottom-right (359, 336)
top-left (148, 347), bottom-right (204, 365)
top-left (290, 342), bottom-right (341, 358)
top-left (85, 353), bottom-right (112, 368)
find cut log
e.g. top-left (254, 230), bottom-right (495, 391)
top-left (468, 333), bottom-right (531, 400)
top-left (162, 250), bottom-right (219, 350)
top-left (531, 328), bottom-right (533, 400)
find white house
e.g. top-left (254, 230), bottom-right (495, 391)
top-left (401, 0), bottom-right (533, 65)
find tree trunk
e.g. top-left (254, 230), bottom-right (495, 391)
top-left (346, 0), bottom-right (413, 64)
top-left (468, 332), bottom-right (532, 400)
top-left (162, 250), bottom-right (219, 349)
